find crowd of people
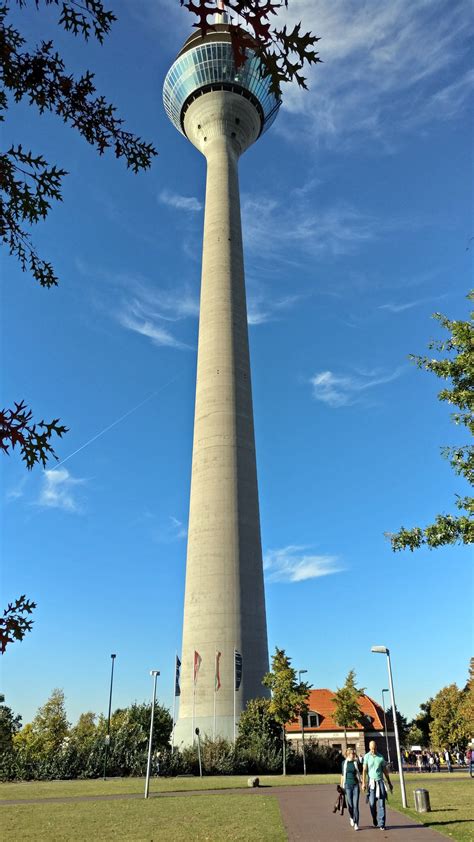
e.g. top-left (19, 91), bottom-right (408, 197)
top-left (403, 747), bottom-right (473, 772)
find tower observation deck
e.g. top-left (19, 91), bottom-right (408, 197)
top-left (163, 20), bottom-right (280, 746)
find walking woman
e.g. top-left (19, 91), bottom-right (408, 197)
top-left (341, 747), bottom-right (361, 831)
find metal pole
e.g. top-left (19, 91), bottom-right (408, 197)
top-left (382, 689), bottom-right (391, 764)
top-left (300, 715), bottom-right (307, 775)
top-left (172, 654), bottom-right (177, 751)
top-left (298, 670), bottom-right (308, 776)
top-left (144, 670), bottom-right (159, 799)
top-left (233, 647), bottom-right (236, 743)
top-left (386, 652), bottom-right (407, 808)
top-left (196, 727), bottom-right (203, 777)
top-left (103, 653), bottom-right (116, 780)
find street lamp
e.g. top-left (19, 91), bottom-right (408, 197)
top-left (381, 688), bottom-right (391, 765)
top-left (371, 646), bottom-right (407, 808)
top-left (103, 653), bottom-right (116, 780)
top-left (298, 669), bottom-right (308, 776)
top-left (144, 670), bottom-right (160, 799)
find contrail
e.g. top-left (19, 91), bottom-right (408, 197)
top-left (52, 370), bottom-right (186, 471)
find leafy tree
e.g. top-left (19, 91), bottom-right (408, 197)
top-left (430, 684), bottom-right (470, 751)
top-left (406, 724), bottom-right (424, 748)
top-left (389, 292), bottom-right (474, 551)
top-left (411, 699), bottom-right (433, 747)
top-left (237, 697), bottom-right (281, 749)
top-left (460, 657), bottom-right (474, 732)
top-left (262, 648), bottom-right (310, 775)
top-left (29, 688), bottom-right (70, 755)
top-left (182, 0), bottom-right (321, 96)
top-left (1, 0), bottom-right (156, 289)
top-left (1, 401), bottom-right (67, 469)
top-left (384, 706), bottom-right (409, 747)
top-left (0, 704), bottom-right (22, 751)
top-left (1, 1), bottom-right (157, 469)
top-left (331, 670), bottom-right (364, 751)
top-left (0, 594), bottom-right (37, 653)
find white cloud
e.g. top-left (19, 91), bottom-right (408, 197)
top-left (38, 468), bottom-right (85, 513)
top-left (276, 0), bottom-right (473, 147)
top-left (247, 292), bottom-right (303, 326)
top-left (118, 311), bottom-right (191, 350)
top-left (159, 189), bottom-right (203, 212)
top-left (264, 545), bottom-right (342, 583)
top-left (311, 367), bottom-right (404, 407)
top-left (152, 515), bottom-right (188, 543)
top-left (242, 195), bottom-right (380, 259)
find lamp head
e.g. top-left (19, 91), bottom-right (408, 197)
top-left (150, 670), bottom-right (160, 677)
top-left (111, 653), bottom-right (116, 659)
top-left (371, 646), bottom-right (389, 655)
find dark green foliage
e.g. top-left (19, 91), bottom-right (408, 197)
top-left (389, 292), bottom-right (474, 551)
top-left (0, 594), bottom-right (37, 653)
top-left (0, 401), bottom-right (68, 469)
top-left (0, 704), bottom-right (22, 751)
top-left (1, 1), bottom-right (156, 289)
top-left (331, 670), bottom-right (364, 750)
top-left (384, 707), bottom-right (409, 747)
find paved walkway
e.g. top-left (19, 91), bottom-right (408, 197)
top-left (272, 784), bottom-right (444, 840)
top-left (1, 783), bottom-right (445, 840)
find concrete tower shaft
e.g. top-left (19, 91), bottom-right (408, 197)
top-left (163, 27), bottom-right (280, 745)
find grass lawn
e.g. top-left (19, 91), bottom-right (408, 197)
top-left (0, 773), bottom-right (339, 801)
top-left (389, 774), bottom-right (473, 842)
top-left (1, 793), bottom-right (286, 841)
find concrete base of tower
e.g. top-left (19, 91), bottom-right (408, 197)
top-left (173, 714), bottom-right (238, 748)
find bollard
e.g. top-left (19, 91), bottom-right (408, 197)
top-left (248, 777), bottom-right (260, 788)
top-left (414, 789), bottom-right (431, 812)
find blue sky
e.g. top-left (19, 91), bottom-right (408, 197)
top-left (2, 0), bottom-right (473, 728)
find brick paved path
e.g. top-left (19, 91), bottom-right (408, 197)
top-left (272, 784), bottom-right (444, 840)
top-left (1, 783), bottom-right (445, 840)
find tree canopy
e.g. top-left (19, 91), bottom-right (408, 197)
top-left (262, 647), bottom-right (310, 774)
top-left (389, 292), bottom-right (474, 551)
top-left (331, 669), bottom-right (364, 750)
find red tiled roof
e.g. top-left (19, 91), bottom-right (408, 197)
top-left (286, 688), bottom-right (385, 732)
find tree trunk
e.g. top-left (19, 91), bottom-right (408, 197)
top-left (282, 726), bottom-right (286, 775)
top-left (344, 728), bottom-right (347, 751)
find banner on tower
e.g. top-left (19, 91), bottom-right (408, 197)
top-left (234, 650), bottom-right (242, 691)
top-left (215, 651), bottom-right (221, 691)
top-left (175, 655), bottom-right (181, 697)
top-left (193, 650), bottom-right (202, 683)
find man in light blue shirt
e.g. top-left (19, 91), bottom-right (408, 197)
top-left (362, 740), bottom-right (393, 829)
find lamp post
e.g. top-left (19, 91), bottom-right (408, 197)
top-left (371, 646), bottom-right (407, 808)
top-left (144, 670), bottom-right (160, 799)
top-left (381, 688), bottom-right (392, 765)
top-left (298, 669), bottom-right (308, 776)
top-left (103, 653), bottom-right (116, 780)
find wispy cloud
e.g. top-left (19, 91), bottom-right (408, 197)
top-left (6, 476), bottom-right (27, 502)
top-left (311, 367), bottom-right (404, 407)
top-left (378, 294), bottom-right (448, 314)
top-left (152, 515), bottom-right (188, 543)
top-left (247, 291), bottom-right (303, 325)
top-left (77, 261), bottom-right (199, 350)
top-left (264, 545), bottom-right (343, 583)
top-left (242, 195), bottom-right (380, 260)
top-left (159, 189), bottom-right (203, 213)
top-left (37, 468), bottom-right (86, 513)
top-left (277, 0), bottom-right (473, 147)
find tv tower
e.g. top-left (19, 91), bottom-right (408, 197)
top-left (163, 5), bottom-right (280, 744)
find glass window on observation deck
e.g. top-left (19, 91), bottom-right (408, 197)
top-left (163, 40), bottom-right (280, 135)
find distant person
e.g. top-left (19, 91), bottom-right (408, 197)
top-left (444, 748), bottom-right (452, 773)
top-left (362, 741), bottom-right (393, 830)
top-left (467, 748), bottom-right (473, 778)
top-left (341, 747), bottom-right (361, 831)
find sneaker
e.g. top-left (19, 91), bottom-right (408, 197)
top-left (350, 819), bottom-right (354, 827)
top-left (354, 824), bottom-right (359, 831)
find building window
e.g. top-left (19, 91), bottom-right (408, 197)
top-left (302, 711), bottom-right (320, 728)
